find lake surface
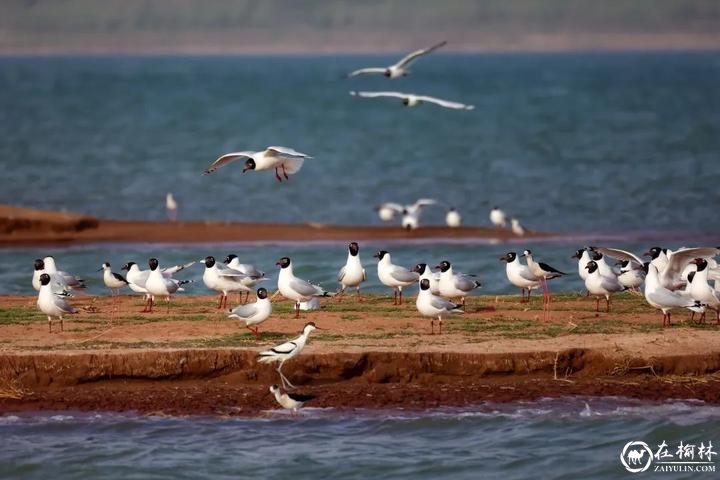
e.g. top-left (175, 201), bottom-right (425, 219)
top-left (0, 397), bottom-right (718, 479)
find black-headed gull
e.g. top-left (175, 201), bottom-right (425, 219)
top-left (37, 273), bottom-right (77, 333)
top-left (223, 254), bottom-right (267, 302)
top-left (258, 322), bottom-right (319, 389)
top-left (347, 41), bottom-right (446, 78)
top-left (412, 263), bottom-right (441, 295)
top-left (201, 256), bottom-right (250, 309)
top-left (584, 260), bottom-right (626, 313)
top-left (350, 91), bottom-right (474, 110)
top-left (688, 258), bottom-right (720, 324)
top-left (416, 279), bottom-right (463, 335)
top-left (276, 257), bottom-right (331, 318)
top-left (32, 259), bottom-right (73, 295)
top-left (489, 206), bottom-right (507, 228)
top-left (268, 384), bottom-right (315, 411)
top-left (229, 287), bottom-right (272, 339)
top-left (32, 256), bottom-right (86, 291)
top-left (644, 246), bottom-right (720, 290)
top-left (644, 263), bottom-right (703, 327)
top-left (500, 252), bottom-right (540, 302)
top-left (337, 242), bottom-right (366, 296)
top-left (204, 146), bottom-right (312, 182)
top-left (436, 260), bottom-right (481, 307)
top-left (445, 207), bottom-right (462, 227)
top-left (144, 258), bottom-right (191, 313)
top-left (374, 250), bottom-right (419, 305)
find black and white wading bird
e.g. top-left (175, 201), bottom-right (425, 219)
top-left (268, 384), bottom-right (315, 412)
top-left (522, 250), bottom-right (566, 312)
top-left (258, 322), bottom-right (320, 389)
top-left (276, 257), bottom-right (332, 318)
top-left (500, 252), bottom-right (540, 302)
top-left (37, 273), bottom-right (77, 333)
top-left (350, 91), bottom-right (474, 110)
top-left (100, 262), bottom-right (128, 296)
top-left (337, 242), bottom-right (366, 296)
top-left (436, 260), bottom-right (481, 307)
top-left (229, 287), bottom-right (272, 339)
top-left (204, 146), bottom-right (313, 183)
top-left (374, 250), bottom-right (420, 305)
top-left (346, 41), bottom-right (446, 78)
top-left (416, 279), bottom-right (463, 334)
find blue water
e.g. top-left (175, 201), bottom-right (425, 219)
top-left (1, 397), bottom-right (718, 479)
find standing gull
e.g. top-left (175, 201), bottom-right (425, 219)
top-left (583, 260), bottom-right (626, 313)
top-left (223, 254), bottom-right (267, 302)
top-left (374, 250), bottom-right (419, 305)
top-left (201, 256), bottom-right (250, 309)
top-left (144, 258), bottom-right (191, 313)
top-left (489, 207), bottom-right (508, 228)
top-left (166, 193), bottom-right (178, 221)
top-left (688, 258), bottom-right (720, 324)
top-left (644, 264), bottom-right (703, 327)
top-left (436, 260), bottom-right (481, 307)
top-left (499, 252), bottom-right (540, 302)
top-left (276, 257), bottom-right (332, 318)
top-left (337, 242), bottom-right (366, 296)
top-left (37, 273), bottom-right (77, 333)
top-left (445, 207), bottom-right (462, 228)
top-left (229, 287), bottom-right (272, 339)
top-left (204, 146), bottom-right (312, 183)
top-left (416, 279), bottom-right (463, 334)
top-left (412, 263), bottom-right (441, 295)
top-left (347, 41), bottom-right (446, 78)
top-left (258, 322), bottom-right (319, 389)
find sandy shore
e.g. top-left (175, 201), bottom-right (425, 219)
top-left (0, 204), bottom-right (543, 246)
top-left (1, 293), bottom-right (719, 416)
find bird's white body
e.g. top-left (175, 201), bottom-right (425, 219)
top-left (438, 265), bottom-right (481, 299)
top-left (347, 41), bottom-right (446, 79)
top-left (688, 265), bottom-right (720, 311)
top-left (618, 268), bottom-right (645, 290)
top-left (204, 146), bottom-right (312, 180)
top-left (377, 253), bottom-right (419, 291)
top-left (146, 264), bottom-right (185, 299)
top-left (510, 218), bottom-right (525, 236)
top-left (202, 263), bottom-right (251, 296)
top-left (416, 264), bottom-right (441, 295)
top-left (37, 279), bottom-right (77, 331)
top-left (299, 298), bottom-right (321, 311)
top-left (377, 205), bottom-right (396, 222)
top-left (584, 267), bottom-right (625, 302)
top-left (576, 250), bottom-right (592, 281)
top-left (278, 261), bottom-right (327, 303)
top-left (229, 296), bottom-right (272, 327)
top-left (32, 270), bottom-right (70, 294)
top-left (445, 209), bottom-right (462, 228)
top-left (101, 263), bottom-right (128, 294)
top-left (338, 251), bottom-right (366, 290)
top-left (504, 256), bottom-right (540, 290)
top-left (227, 257), bottom-right (266, 289)
top-left (37, 257), bottom-right (85, 291)
top-left (416, 286), bottom-right (463, 321)
top-left (644, 264), bottom-right (700, 324)
top-left (490, 208), bottom-right (507, 228)
top-left (351, 91), bottom-right (474, 110)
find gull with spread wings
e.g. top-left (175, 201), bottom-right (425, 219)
top-left (203, 146), bottom-right (312, 182)
top-left (347, 41), bottom-right (446, 78)
top-left (351, 91), bottom-right (474, 110)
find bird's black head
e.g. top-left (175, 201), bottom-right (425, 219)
top-left (39, 273), bottom-right (51, 286)
top-left (413, 263), bottom-right (427, 274)
top-left (644, 247), bottom-right (663, 259)
top-left (585, 260), bottom-right (598, 274)
top-left (522, 249), bottom-right (532, 257)
top-left (276, 257), bottom-right (291, 269)
top-left (420, 278), bottom-right (431, 290)
top-left (492, 205), bottom-right (499, 210)
top-left (642, 261), bottom-right (650, 274)
top-left (448, 207), bottom-right (456, 212)
top-left (121, 261), bottom-right (135, 271)
top-left (242, 158), bottom-right (256, 173)
top-left (148, 258), bottom-right (159, 271)
top-left (436, 260), bottom-right (451, 272)
top-left (402, 98), bottom-right (409, 106)
top-left (373, 250), bottom-right (388, 260)
top-left (204, 256), bottom-right (216, 268)
top-left (571, 248), bottom-right (584, 260)
top-left (223, 254), bottom-right (237, 264)
top-left (348, 242), bottom-right (359, 256)
top-left (500, 252), bottom-right (516, 263)
top-left (687, 271), bottom-right (696, 283)
top-left (384, 69), bottom-right (391, 77)
top-left (257, 287), bottom-right (268, 299)
top-left (590, 251), bottom-right (603, 261)
top-left (34, 259), bottom-right (44, 271)
top-left (691, 258), bottom-right (708, 271)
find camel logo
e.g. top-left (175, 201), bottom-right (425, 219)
top-left (621, 441), bottom-right (654, 473)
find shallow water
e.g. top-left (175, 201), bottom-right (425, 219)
top-left (0, 397), bottom-right (718, 479)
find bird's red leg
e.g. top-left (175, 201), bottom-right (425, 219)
top-left (282, 164), bottom-right (289, 180)
top-left (430, 319), bottom-right (435, 335)
top-left (275, 167), bottom-right (282, 182)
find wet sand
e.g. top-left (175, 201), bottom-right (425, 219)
top-left (1, 293), bottom-right (719, 416)
top-left (0, 204), bottom-right (543, 246)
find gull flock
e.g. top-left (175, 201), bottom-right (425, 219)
top-left (24, 42), bottom-right (720, 412)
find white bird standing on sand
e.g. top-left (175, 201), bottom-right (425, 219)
top-left (34, 256), bottom-right (86, 291)
top-left (144, 258), bottom-right (191, 313)
top-left (268, 384), bottom-right (315, 412)
top-left (644, 263), bottom-right (703, 327)
top-left (203, 146), bottom-right (312, 183)
top-left (121, 260), bottom-right (194, 311)
top-left (688, 258), bottom-right (720, 324)
top-left (166, 192), bottom-right (178, 221)
top-left (201, 256), bottom-right (250, 309)
top-left (223, 254), bottom-right (267, 302)
top-left (522, 250), bottom-right (566, 312)
top-left (229, 287), bottom-right (272, 339)
top-left (258, 322), bottom-right (319, 389)
top-left (37, 273), bottom-right (77, 333)
top-left (499, 252), bottom-right (540, 302)
top-left (416, 279), bottom-right (463, 335)
top-left (445, 207), bottom-right (462, 227)
top-left (100, 262), bottom-right (128, 296)
top-left (337, 242), bottom-right (366, 295)
top-left (350, 91), bottom-right (474, 110)
top-left (374, 250), bottom-right (419, 305)
top-left (436, 260), bottom-right (481, 307)
top-left (32, 258), bottom-right (72, 294)
top-left (412, 263), bottom-right (441, 295)
top-left (584, 260), bottom-right (626, 313)
top-left (489, 206), bottom-right (507, 228)
top-left (347, 41), bottom-right (447, 78)
top-left (511, 218), bottom-right (526, 236)
top-left (276, 257), bottom-right (331, 318)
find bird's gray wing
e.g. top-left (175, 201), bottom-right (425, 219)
top-left (595, 247), bottom-right (644, 267)
top-left (430, 296), bottom-right (457, 310)
top-left (454, 275), bottom-right (480, 291)
top-left (290, 278), bottom-right (324, 296)
top-left (665, 247), bottom-right (720, 279)
top-left (337, 266), bottom-right (346, 282)
top-left (389, 267), bottom-right (420, 283)
top-left (216, 264), bottom-right (248, 278)
top-left (237, 264), bottom-right (265, 279)
top-left (347, 67), bottom-right (387, 77)
top-left (53, 296), bottom-right (77, 314)
top-left (203, 151), bottom-right (254, 175)
top-left (266, 146), bottom-right (311, 158)
top-left (162, 261), bottom-right (196, 274)
top-left (395, 41), bottom-right (447, 68)
top-left (229, 303), bottom-right (258, 319)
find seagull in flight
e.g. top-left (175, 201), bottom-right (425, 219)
top-left (350, 91), bottom-right (474, 110)
top-left (203, 146), bottom-right (312, 182)
top-left (347, 41), bottom-right (447, 78)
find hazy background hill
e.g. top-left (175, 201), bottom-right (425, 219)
top-left (2, 0), bottom-right (720, 53)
